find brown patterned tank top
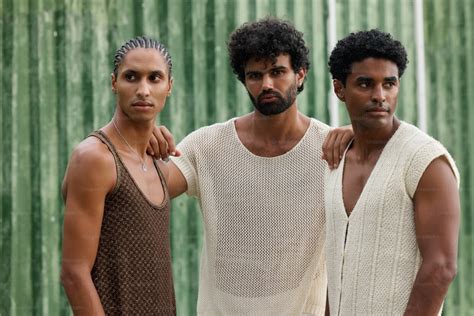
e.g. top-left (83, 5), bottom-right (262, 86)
top-left (90, 131), bottom-right (176, 315)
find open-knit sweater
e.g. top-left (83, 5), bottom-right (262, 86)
top-left (172, 118), bottom-right (330, 315)
top-left (324, 121), bottom-right (459, 315)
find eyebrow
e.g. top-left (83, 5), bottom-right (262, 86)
top-left (355, 76), bottom-right (398, 81)
top-left (245, 65), bottom-right (288, 75)
top-left (122, 69), bottom-right (167, 76)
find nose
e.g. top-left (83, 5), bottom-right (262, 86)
top-left (371, 85), bottom-right (386, 105)
top-left (261, 74), bottom-right (274, 91)
top-left (136, 79), bottom-right (151, 99)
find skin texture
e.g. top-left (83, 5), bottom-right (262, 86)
top-left (150, 53), bottom-right (353, 196)
top-left (333, 57), bottom-right (460, 315)
top-left (61, 48), bottom-right (173, 315)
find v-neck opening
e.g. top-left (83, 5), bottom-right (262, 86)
top-left (339, 122), bottom-right (405, 218)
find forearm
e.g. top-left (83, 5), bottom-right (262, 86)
top-left (61, 267), bottom-right (105, 316)
top-left (404, 262), bottom-right (456, 315)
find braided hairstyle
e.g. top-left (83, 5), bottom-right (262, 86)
top-left (113, 36), bottom-right (173, 78)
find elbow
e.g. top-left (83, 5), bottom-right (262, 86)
top-left (61, 263), bottom-right (87, 291)
top-left (422, 261), bottom-right (457, 288)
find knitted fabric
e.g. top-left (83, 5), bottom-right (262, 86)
top-left (172, 118), bottom-right (330, 315)
top-left (324, 121), bottom-right (459, 316)
top-left (90, 131), bottom-right (176, 316)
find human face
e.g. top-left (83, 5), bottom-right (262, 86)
top-left (244, 54), bottom-right (305, 116)
top-left (334, 58), bottom-right (399, 130)
top-left (112, 48), bottom-right (173, 122)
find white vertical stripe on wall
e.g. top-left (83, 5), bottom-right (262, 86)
top-left (414, 0), bottom-right (427, 132)
top-left (327, 0), bottom-right (339, 127)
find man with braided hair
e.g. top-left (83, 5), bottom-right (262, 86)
top-left (61, 36), bottom-right (176, 315)
top-left (149, 17), bottom-right (353, 315)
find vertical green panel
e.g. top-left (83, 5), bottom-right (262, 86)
top-left (1, 0), bottom-right (14, 314)
top-left (27, 0), bottom-right (43, 314)
top-left (1, 1), bottom-right (474, 315)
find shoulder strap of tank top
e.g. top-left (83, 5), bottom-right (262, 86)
top-left (88, 130), bottom-right (123, 196)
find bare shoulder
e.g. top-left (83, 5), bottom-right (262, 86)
top-left (62, 136), bottom-right (117, 199)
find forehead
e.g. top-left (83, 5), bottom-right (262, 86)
top-left (245, 54), bottom-right (292, 71)
top-left (349, 58), bottom-right (399, 78)
top-left (119, 48), bottom-right (168, 73)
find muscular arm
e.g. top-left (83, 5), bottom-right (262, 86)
top-left (165, 161), bottom-right (188, 199)
top-left (404, 157), bottom-right (460, 315)
top-left (61, 141), bottom-right (116, 316)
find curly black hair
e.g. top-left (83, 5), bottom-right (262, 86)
top-left (328, 29), bottom-right (408, 85)
top-left (227, 17), bottom-right (310, 93)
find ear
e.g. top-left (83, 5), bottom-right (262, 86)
top-left (167, 77), bottom-right (174, 97)
top-left (296, 68), bottom-right (307, 88)
top-left (333, 79), bottom-right (345, 102)
top-left (111, 73), bottom-right (117, 93)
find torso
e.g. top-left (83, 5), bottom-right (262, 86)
top-left (234, 112), bottom-right (311, 157)
top-left (99, 129), bottom-right (166, 205)
top-left (342, 147), bottom-right (383, 215)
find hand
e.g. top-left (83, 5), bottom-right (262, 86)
top-left (322, 125), bottom-right (353, 169)
top-left (147, 125), bottom-right (182, 161)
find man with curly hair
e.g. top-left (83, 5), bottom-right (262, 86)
top-left (325, 29), bottom-right (460, 315)
top-left (153, 18), bottom-right (353, 315)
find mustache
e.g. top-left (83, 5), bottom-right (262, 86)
top-left (366, 103), bottom-right (390, 112)
top-left (257, 91), bottom-right (283, 102)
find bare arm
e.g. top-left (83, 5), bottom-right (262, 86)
top-left (164, 161), bottom-right (188, 199)
top-left (404, 157), bottom-right (460, 315)
top-left (61, 141), bottom-right (116, 316)
top-left (322, 125), bottom-right (353, 169)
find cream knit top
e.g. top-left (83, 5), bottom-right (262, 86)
top-left (173, 118), bottom-right (330, 315)
top-left (325, 121), bottom-right (459, 316)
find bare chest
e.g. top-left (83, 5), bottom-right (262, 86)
top-left (342, 153), bottom-right (381, 216)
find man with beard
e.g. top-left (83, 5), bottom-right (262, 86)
top-left (160, 18), bottom-right (343, 315)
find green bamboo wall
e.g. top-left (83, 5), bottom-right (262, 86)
top-left (1, 0), bottom-right (472, 315)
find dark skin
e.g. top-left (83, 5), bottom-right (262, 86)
top-left (332, 57), bottom-right (459, 315)
top-left (61, 48), bottom-right (173, 315)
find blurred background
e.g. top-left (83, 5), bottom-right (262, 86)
top-left (1, 0), bottom-right (473, 315)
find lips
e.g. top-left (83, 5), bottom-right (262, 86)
top-left (132, 100), bottom-right (153, 107)
top-left (258, 93), bottom-right (281, 103)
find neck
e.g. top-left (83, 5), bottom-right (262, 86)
top-left (110, 115), bottom-right (154, 157)
top-left (351, 116), bottom-right (400, 159)
top-left (248, 104), bottom-right (306, 141)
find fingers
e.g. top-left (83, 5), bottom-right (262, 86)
top-left (339, 129), bottom-right (353, 160)
top-left (159, 126), bottom-right (177, 157)
top-left (322, 129), bottom-right (336, 168)
top-left (332, 131), bottom-right (343, 169)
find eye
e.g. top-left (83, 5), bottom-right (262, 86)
top-left (271, 69), bottom-right (284, 76)
top-left (358, 82), bottom-right (369, 88)
top-left (125, 73), bottom-right (136, 81)
top-left (383, 81), bottom-right (396, 88)
top-left (247, 73), bottom-right (261, 80)
top-left (149, 74), bottom-right (161, 82)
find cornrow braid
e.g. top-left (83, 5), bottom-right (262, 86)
top-left (113, 36), bottom-right (173, 77)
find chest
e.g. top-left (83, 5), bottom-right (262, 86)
top-left (341, 153), bottom-right (381, 215)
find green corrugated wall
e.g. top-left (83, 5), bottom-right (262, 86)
top-left (1, 0), bottom-right (472, 315)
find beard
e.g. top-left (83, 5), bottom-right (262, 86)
top-left (249, 82), bottom-right (298, 116)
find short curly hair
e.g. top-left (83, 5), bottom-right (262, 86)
top-left (328, 29), bottom-right (408, 85)
top-left (227, 17), bottom-right (310, 93)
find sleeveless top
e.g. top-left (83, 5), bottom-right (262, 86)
top-left (325, 121), bottom-right (459, 315)
top-left (90, 131), bottom-right (176, 315)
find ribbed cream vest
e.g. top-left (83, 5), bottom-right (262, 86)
top-left (325, 121), bottom-right (459, 315)
top-left (173, 118), bottom-right (330, 315)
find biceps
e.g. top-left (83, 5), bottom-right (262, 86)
top-left (62, 192), bottom-right (106, 270)
top-left (413, 158), bottom-right (460, 260)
